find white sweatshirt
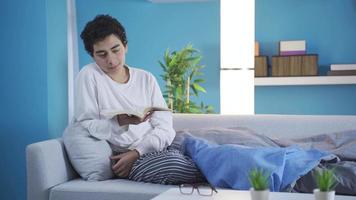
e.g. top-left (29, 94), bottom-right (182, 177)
top-left (73, 63), bottom-right (176, 155)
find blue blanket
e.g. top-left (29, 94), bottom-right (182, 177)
top-left (183, 136), bottom-right (333, 191)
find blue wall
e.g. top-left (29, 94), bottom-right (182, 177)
top-left (0, 0), bottom-right (48, 199)
top-left (255, 0), bottom-right (356, 115)
top-left (1, 0), bottom-right (355, 199)
top-left (0, 0), bottom-right (67, 199)
top-left (76, 0), bottom-right (220, 112)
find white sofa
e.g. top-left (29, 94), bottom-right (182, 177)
top-left (26, 114), bottom-right (356, 200)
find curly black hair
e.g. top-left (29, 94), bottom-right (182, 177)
top-left (80, 14), bottom-right (128, 57)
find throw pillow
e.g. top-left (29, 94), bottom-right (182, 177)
top-left (63, 123), bottom-right (114, 181)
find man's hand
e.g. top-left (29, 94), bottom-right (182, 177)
top-left (110, 150), bottom-right (140, 178)
top-left (116, 111), bottom-right (154, 126)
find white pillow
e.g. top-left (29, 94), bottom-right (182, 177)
top-left (63, 123), bottom-right (114, 181)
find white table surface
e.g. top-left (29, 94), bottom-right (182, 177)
top-left (151, 188), bottom-right (355, 200)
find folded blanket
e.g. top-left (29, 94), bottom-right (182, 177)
top-left (274, 129), bottom-right (356, 162)
top-left (183, 136), bottom-right (335, 191)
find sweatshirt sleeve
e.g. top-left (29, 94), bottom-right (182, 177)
top-left (73, 68), bottom-right (128, 140)
top-left (133, 74), bottom-right (176, 155)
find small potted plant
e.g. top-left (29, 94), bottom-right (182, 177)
top-left (248, 168), bottom-right (270, 200)
top-left (313, 168), bottom-right (338, 200)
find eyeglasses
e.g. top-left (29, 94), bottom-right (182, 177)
top-left (179, 183), bottom-right (218, 196)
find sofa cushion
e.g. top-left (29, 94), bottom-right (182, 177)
top-left (49, 178), bottom-right (174, 200)
top-left (63, 123), bottom-right (114, 181)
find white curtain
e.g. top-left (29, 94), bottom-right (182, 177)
top-left (67, 0), bottom-right (79, 123)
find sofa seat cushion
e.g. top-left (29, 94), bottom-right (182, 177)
top-left (49, 178), bottom-right (174, 200)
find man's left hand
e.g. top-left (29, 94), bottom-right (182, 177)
top-left (110, 150), bottom-right (140, 178)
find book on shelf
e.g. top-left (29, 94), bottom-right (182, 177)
top-left (330, 64), bottom-right (356, 71)
top-left (271, 54), bottom-right (318, 76)
top-left (101, 106), bottom-right (171, 120)
top-left (327, 70), bottom-right (356, 76)
top-left (279, 40), bottom-right (306, 56)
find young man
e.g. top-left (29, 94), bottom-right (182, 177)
top-left (69, 14), bottom-right (204, 184)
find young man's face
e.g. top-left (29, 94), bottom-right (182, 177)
top-left (92, 34), bottom-right (127, 76)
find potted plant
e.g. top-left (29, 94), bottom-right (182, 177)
top-left (248, 168), bottom-right (270, 200)
top-left (313, 168), bottom-right (338, 200)
top-left (159, 44), bottom-right (214, 114)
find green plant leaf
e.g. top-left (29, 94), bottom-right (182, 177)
top-left (164, 49), bottom-right (171, 65)
top-left (192, 83), bottom-right (207, 93)
top-left (248, 168), bottom-right (270, 191)
top-left (193, 78), bottom-right (205, 83)
top-left (314, 168), bottom-right (339, 192)
top-left (190, 85), bottom-right (199, 96)
top-left (158, 61), bottom-right (167, 71)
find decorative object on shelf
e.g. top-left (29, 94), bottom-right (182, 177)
top-left (148, 0), bottom-right (211, 3)
top-left (255, 41), bottom-right (260, 56)
top-left (279, 40), bottom-right (306, 56)
top-left (158, 44), bottom-right (214, 114)
top-left (272, 54), bottom-right (318, 76)
top-left (248, 168), bottom-right (270, 200)
top-left (313, 168), bottom-right (338, 200)
top-left (328, 64), bottom-right (356, 76)
top-left (255, 56), bottom-right (268, 77)
top-left (330, 64), bottom-right (356, 71)
top-left (327, 70), bottom-right (356, 76)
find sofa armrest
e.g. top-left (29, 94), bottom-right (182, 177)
top-left (26, 138), bottom-right (78, 200)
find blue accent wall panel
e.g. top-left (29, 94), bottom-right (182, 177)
top-left (256, 0), bottom-right (356, 115)
top-left (76, 0), bottom-right (220, 112)
top-left (0, 0), bottom-right (48, 199)
top-left (256, 85), bottom-right (356, 115)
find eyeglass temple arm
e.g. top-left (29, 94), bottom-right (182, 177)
top-left (211, 185), bottom-right (218, 193)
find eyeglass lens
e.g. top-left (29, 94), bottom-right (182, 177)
top-left (179, 184), bottom-right (194, 195)
top-left (197, 185), bottom-right (213, 196)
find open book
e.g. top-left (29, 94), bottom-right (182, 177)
top-left (101, 106), bottom-right (171, 120)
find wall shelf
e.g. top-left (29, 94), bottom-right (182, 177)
top-left (255, 76), bottom-right (356, 86)
top-left (148, 0), bottom-right (210, 3)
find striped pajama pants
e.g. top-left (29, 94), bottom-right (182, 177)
top-left (113, 147), bottom-right (206, 185)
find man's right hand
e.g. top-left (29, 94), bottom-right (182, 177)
top-left (116, 112), bottom-right (153, 126)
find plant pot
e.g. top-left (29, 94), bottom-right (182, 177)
top-left (313, 189), bottom-right (335, 200)
top-left (250, 188), bottom-right (269, 200)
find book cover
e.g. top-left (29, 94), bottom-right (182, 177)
top-left (101, 106), bottom-right (171, 119)
top-left (330, 64), bottom-right (356, 71)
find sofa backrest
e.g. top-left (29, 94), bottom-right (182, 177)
top-left (172, 114), bottom-right (356, 139)
top-left (27, 139), bottom-right (78, 200)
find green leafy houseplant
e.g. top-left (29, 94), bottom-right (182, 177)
top-left (159, 44), bottom-right (214, 113)
top-left (315, 168), bottom-right (338, 192)
top-left (248, 168), bottom-right (270, 191)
